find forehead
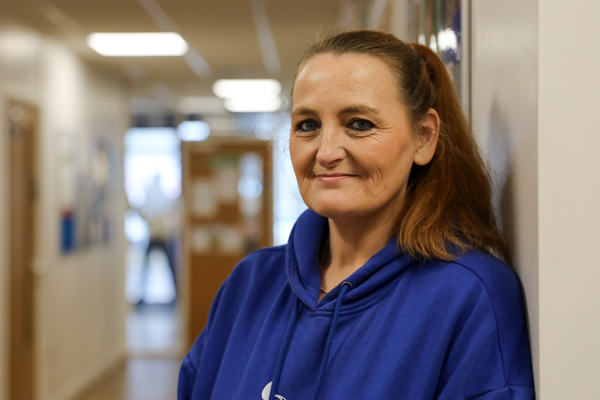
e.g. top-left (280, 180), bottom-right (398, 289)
top-left (292, 53), bottom-right (399, 108)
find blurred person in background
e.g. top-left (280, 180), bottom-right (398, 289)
top-left (138, 174), bottom-right (180, 305)
top-left (178, 30), bottom-right (534, 399)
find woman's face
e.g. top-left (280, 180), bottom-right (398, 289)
top-left (290, 53), bottom-right (429, 222)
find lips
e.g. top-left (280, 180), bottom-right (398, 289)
top-left (315, 173), bottom-right (356, 183)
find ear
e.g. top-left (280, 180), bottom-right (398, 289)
top-left (413, 108), bottom-right (440, 166)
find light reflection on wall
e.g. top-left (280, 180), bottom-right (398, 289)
top-left (124, 127), bottom-right (181, 242)
top-left (272, 118), bottom-right (307, 245)
top-left (124, 128), bottom-right (182, 207)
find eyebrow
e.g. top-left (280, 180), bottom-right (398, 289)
top-left (290, 105), bottom-right (379, 118)
top-left (290, 107), bottom-right (316, 118)
top-left (336, 105), bottom-right (378, 117)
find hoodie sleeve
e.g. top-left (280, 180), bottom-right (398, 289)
top-left (177, 283), bottom-right (226, 400)
top-left (178, 335), bottom-right (203, 400)
top-left (435, 264), bottom-right (535, 400)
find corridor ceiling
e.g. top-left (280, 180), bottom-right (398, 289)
top-left (4, 0), bottom-right (345, 94)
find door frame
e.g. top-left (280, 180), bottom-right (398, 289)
top-left (7, 99), bottom-right (39, 400)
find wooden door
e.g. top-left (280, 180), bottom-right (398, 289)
top-left (8, 101), bottom-right (38, 400)
top-left (182, 139), bottom-right (272, 349)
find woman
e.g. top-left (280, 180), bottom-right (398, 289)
top-left (179, 30), bottom-right (534, 400)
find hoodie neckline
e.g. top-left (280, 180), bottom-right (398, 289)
top-left (286, 210), bottom-right (417, 313)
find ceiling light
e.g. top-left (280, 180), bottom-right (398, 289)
top-left (223, 97), bottom-right (282, 113)
top-left (213, 79), bottom-right (281, 99)
top-left (177, 121), bottom-right (210, 141)
top-left (87, 32), bottom-right (188, 57)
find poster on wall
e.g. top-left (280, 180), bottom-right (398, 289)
top-left (59, 134), bottom-right (117, 254)
top-left (77, 135), bottom-right (113, 248)
top-left (58, 134), bottom-right (78, 253)
top-left (408, 0), bottom-right (468, 112)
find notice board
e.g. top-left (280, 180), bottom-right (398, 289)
top-left (181, 138), bottom-right (273, 349)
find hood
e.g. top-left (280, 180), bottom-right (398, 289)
top-left (268, 209), bottom-right (419, 400)
top-left (285, 209), bottom-right (417, 312)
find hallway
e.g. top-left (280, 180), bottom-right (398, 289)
top-left (1, 1), bottom-right (600, 399)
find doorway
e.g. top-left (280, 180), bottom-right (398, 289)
top-left (8, 101), bottom-right (38, 400)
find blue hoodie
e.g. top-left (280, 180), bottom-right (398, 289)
top-left (178, 210), bottom-right (535, 399)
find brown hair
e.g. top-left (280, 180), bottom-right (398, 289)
top-left (292, 30), bottom-right (511, 264)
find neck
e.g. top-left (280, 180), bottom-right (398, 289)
top-left (319, 199), bottom-right (400, 293)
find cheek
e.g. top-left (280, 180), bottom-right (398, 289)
top-left (364, 135), bottom-right (416, 184)
top-left (289, 137), bottom-right (311, 178)
top-left (288, 138), bottom-right (301, 171)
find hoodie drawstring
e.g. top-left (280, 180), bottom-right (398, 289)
top-left (270, 297), bottom-right (300, 400)
top-left (310, 281), bottom-right (352, 400)
top-left (270, 281), bottom-right (352, 400)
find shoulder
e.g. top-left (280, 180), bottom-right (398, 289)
top-left (198, 245), bottom-right (289, 337)
top-left (229, 245), bottom-right (287, 279)
top-left (417, 250), bottom-right (520, 294)
top-left (420, 252), bottom-right (534, 394)
top-left (420, 251), bottom-right (529, 348)
top-left (183, 246), bottom-right (289, 374)
top-left (407, 250), bottom-right (526, 321)
top-left (450, 251), bottom-right (520, 291)
top-left (219, 245), bottom-right (288, 299)
top-left (444, 253), bottom-right (533, 390)
top-left (445, 251), bottom-right (525, 315)
top-left (412, 248), bottom-right (515, 284)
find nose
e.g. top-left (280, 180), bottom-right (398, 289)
top-left (315, 127), bottom-right (346, 168)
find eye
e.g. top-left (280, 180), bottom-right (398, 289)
top-left (297, 120), bottom-right (319, 132)
top-left (349, 119), bottom-right (375, 131)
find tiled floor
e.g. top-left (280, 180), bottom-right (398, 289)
top-left (76, 305), bottom-right (183, 400)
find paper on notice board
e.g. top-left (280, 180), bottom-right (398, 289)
top-left (192, 178), bottom-right (218, 217)
top-left (215, 165), bottom-right (238, 204)
top-left (191, 226), bottom-right (212, 253)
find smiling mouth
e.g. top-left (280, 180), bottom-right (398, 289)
top-left (315, 173), bottom-right (356, 183)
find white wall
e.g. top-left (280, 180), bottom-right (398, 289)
top-left (538, 0), bottom-right (600, 398)
top-left (0, 16), bottom-right (128, 400)
top-left (473, 0), bottom-right (600, 397)
top-left (470, 0), bottom-right (540, 393)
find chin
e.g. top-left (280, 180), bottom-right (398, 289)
top-left (306, 198), bottom-right (367, 221)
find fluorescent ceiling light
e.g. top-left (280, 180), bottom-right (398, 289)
top-left (213, 79), bottom-right (281, 99)
top-left (87, 32), bottom-right (188, 57)
top-left (177, 121), bottom-right (211, 141)
top-left (224, 97), bottom-right (282, 113)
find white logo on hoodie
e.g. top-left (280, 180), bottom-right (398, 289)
top-left (262, 381), bottom-right (287, 400)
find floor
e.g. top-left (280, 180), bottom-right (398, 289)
top-left (74, 356), bottom-right (181, 400)
top-left (75, 243), bottom-right (183, 400)
top-left (75, 305), bottom-right (183, 400)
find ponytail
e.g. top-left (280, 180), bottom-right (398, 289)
top-left (396, 43), bottom-right (510, 263)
